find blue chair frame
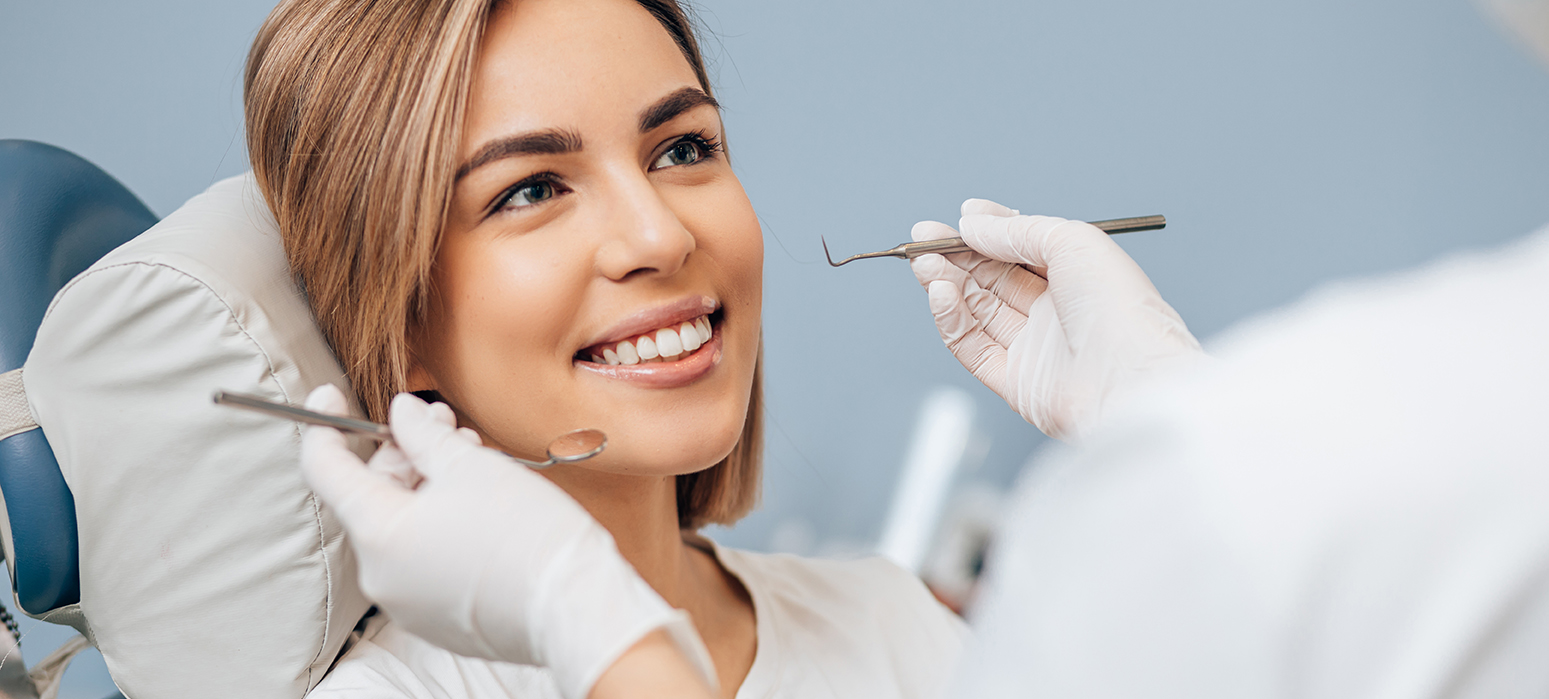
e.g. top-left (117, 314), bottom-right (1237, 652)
top-left (0, 139), bottom-right (158, 616)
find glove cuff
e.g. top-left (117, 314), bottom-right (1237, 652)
top-left (513, 526), bottom-right (720, 699)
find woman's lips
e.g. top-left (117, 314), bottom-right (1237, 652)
top-left (575, 332), bottom-right (722, 389)
top-left (580, 295), bottom-right (718, 351)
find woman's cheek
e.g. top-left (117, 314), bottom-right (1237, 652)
top-left (433, 235), bottom-right (590, 457)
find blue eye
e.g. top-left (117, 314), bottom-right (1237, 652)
top-left (652, 133), bottom-right (721, 170)
top-left (500, 180), bottom-right (556, 210)
top-left (654, 141), bottom-right (702, 169)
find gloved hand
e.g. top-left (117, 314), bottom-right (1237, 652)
top-left (299, 386), bottom-right (716, 699)
top-left (910, 199), bottom-right (1204, 440)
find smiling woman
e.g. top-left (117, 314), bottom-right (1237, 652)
top-left (244, 0), bottom-right (966, 696)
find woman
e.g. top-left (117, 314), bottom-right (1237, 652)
top-left (243, 0), bottom-right (967, 696)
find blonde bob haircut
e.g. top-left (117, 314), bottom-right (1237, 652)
top-left (243, 0), bottom-right (762, 530)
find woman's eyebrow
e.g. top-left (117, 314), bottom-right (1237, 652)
top-left (638, 87), bottom-right (720, 133)
top-left (455, 128), bottom-right (584, 181)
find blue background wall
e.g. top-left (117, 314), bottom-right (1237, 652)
top-left (4, 0), bottom-right (1548, 695)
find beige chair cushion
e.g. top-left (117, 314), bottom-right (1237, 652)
top-left (25, 173), bottom-right (370, 698)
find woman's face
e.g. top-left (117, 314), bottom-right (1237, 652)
top-left (412, 0), bottom-right (762, 479)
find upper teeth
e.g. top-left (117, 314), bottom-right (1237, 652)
top-left (589, 315), bottom-right (712, 366)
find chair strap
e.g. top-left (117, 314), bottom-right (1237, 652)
top-left (0, 370), bottom-right (36, 442)
top-left (25, 634), bottom-right (89, 699)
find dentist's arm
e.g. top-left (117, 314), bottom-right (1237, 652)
top-left (910, 198), bottom-right (1204, 440)
top-left (300, 387), bottom-right (717, 699)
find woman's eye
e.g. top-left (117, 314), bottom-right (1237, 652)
top-left (499, 180), bottom-right (556, 210)
top-left (653, 141), bottom-right (702, 169)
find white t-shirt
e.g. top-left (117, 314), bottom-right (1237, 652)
top-left (311, 539), bottom-right (969, 698)
top-left (955, 227), bottom-right (1549, 698)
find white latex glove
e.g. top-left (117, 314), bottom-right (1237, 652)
top-left (299, 386), bottom-right (716, 699)
top-left (911, 199), bottom-right (1204, 440)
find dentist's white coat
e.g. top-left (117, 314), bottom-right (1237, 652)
top-left (955, 225), bottom-right (1549, 699)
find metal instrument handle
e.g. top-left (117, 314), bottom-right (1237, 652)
top-left (213, 390), bottom-right (394, 441)
top-left (904, 238), bottom-right (974, 256)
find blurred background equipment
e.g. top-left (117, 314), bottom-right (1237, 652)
top-left (875, 387), bottom-right (978, 574)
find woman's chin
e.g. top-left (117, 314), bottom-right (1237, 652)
top-left (559, 388), bottom-right (752, 476)
top-left (571, 436), bottom-right (742, 477)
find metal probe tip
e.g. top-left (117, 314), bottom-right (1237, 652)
top-left (822, 236), bottom-right (841, 267)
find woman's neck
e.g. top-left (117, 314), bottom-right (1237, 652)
top-left (549, 468), bottom-right (688, 598)
top-left (542, 467), bottom-right (756, 696)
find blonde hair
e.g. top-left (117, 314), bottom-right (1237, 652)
top-left (244, 0), bottom-right (760, 529)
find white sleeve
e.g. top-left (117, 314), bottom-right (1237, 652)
top-left (952, 229), bottom-right (1549, 699)
top-left (953, 423), bottom-right (1278, 699)
top-left (956, 406), bottom-right (1549, 699)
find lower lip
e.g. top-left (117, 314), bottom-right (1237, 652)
top-left (574, 333), bottom-right (722, 388)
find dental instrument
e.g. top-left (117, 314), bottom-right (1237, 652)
top-left (212, 390), bottom-right (607, 469)
top-left (822, 215), bottom-right (1166, 267)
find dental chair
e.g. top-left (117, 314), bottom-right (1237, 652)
top-left (0, 140), bottom-right (371, 698)
top-left (0, 139), bottom-right (151, 699)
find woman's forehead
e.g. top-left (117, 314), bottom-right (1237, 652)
top-left (465, 0), bottom-right (702, 143)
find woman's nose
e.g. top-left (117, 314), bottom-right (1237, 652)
top-left (594, 173), bottom-right (695, 282)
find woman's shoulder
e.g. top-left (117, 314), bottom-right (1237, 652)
top-left (716, 545), bottom-right (920, 596)
top-left (710, 542), bottom-right (970, 698)
top-left (307, 613), bottom-right (560, 699)
top-left (712, 543), bottom-right (970, 641)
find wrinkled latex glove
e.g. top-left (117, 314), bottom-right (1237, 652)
top-left (300, 386), bottom-right (716, 699)
top-left (910, 199), bottom-right (1204, 440)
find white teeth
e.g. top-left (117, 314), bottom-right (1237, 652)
top-left (587, 314), bottom-right (714, 367)
top-left (657, 327), bottom-right (683, 357)
top-left (636, 335), bottom-right (659, 360)
top-left (616, 340), bottom-right (640, 365)
top-left (679, 322), bottom-right (701, 351)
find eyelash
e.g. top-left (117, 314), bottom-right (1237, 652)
top-left (486, 132), bottom-right (725, 216)
top-left (665, 130), bottom-right (724, 165)
top-left (489, 172), bottom-right (566, 216)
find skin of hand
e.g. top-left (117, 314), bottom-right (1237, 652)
top-left (300, 385), bottom-right (716, 699)
top-left (910, 198), bottom-right (1204, 440)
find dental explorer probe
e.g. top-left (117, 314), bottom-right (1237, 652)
top-left (822, 214), bottom-right (1166, 267)
top-left (212, 390), bottom-right (607, 469)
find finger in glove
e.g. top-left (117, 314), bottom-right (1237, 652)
top-left (960, 198), bottom-right (1019, 218)
top-left (913, 252), bottom-right (1029, 348)
top-left (388, 393), bottom-right (486, 481)
top-left (365, 443), bottom-right (423, 489)
top-left (300, 385), bottom-right (410, 529)
top-left (926, 279), bottom-right (1011, 396)
top-left (912, 216), bottom-right (1048, 311)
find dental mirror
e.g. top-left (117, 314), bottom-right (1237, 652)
top-left (213, 390), bottom-right (608, 470)
top-left (513, 428), bottom-right (608, 469)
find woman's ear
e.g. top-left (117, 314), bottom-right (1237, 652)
top-left (405, 357), bottom-right (437, 393)
top-left (403, 348), bottom-right (453, 421)
top-left (404, 359), bottom-right (448, 406)
top-left (405, 313), bottom-right (439, 391)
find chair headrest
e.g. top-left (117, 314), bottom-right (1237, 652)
top-left (25, 173), bottom-right (371, 698)
top-left (0, 140), bottom-right (159, 618)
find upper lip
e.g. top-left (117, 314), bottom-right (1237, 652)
top-left (580, 295), bottom-right (719, 352)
